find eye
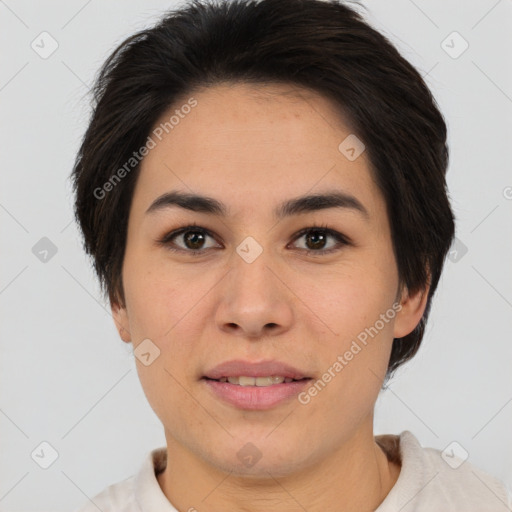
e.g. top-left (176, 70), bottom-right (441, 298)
top-left (289, 224), bottom-right (350, 255)
top-left (156, 222), bottom-right (350, 256)
top-left (157, 223), bottom-right (220, 255)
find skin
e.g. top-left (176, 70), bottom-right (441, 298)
top-left (112, 82), bottom-right (429, 511)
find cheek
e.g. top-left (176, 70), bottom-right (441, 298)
top-left (291, 258), bottom-right (397, 341)
top-left (292, 257), bottom-right (398, 398)
top-left (122, 254), bottom-right (181, 338)
top-left (299, 307), bottom-right (395, 430)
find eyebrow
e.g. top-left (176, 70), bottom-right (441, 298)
top-left (145, 190), bottom-right (369, 220)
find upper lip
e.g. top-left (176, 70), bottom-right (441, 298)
top-left (203, 359), bottom-right (310, 380)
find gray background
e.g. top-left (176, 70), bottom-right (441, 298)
top-left (1, 0), bottom-right (511, 510)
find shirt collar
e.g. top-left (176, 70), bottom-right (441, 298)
top-left (134, 446), bottom-right (179, 511)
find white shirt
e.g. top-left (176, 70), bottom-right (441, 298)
top-left (74, 430), bottom-right (512, 511)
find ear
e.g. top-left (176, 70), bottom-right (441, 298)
top-left (393, 282), bottom-right (430, 339)
top-left (111, 301), bottom-right (132, 343)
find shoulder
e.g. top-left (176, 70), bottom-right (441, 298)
top-left (72, 447), bottom-right (169, 512)
top-left (376, 430), bottom-right (512, 512)
top-left (72, 474), bottom-right (137, 512)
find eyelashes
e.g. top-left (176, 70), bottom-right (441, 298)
top-left (156, 222), bottom-right (351, 257)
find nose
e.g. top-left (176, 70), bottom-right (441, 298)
top-left (214, 248), bottom-right (295, 340)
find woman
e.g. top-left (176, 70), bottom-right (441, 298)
top-left (71, 0), bottom-right (511, 510)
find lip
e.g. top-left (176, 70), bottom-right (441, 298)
top-left (202, 359), bottom-right (312, 410)
top-left (203, 379), bottom-right (311, 410)
top-left (203, 359), bottom-right (309, 380)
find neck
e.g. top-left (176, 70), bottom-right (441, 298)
top-left (157, 420), bottom-right (401, 512)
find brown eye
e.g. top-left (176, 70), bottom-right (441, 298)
top-left (181, 230), bottom-right (207, 250)
top-left (304, 230), bottom-right (329, 250)
top-left (290, 226), bottom-right (350, 255)
top-left (157, 223), bottom-right (350, 256)
top-left (158, 225), bottom-right (220, 254)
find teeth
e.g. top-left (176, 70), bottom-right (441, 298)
top-left (222, 376), bottom-right (289, 386)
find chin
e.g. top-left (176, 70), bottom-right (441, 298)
top-left (202, 435), bottom-right (319, 479)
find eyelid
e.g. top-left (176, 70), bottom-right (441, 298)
top-left (156, 223), bottom-right (221, 251)
top-left (290, 225), bottom-right (351, 248)
top-left (156, 223), bottom-right (351, 255)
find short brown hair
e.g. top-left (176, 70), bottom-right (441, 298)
top-left (71, 0), bottom-right (455, 380)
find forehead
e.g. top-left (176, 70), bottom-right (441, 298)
top-left (133, 82), bottom-right (383, 221)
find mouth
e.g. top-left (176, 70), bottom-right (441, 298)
top-left (204, 376), bottom-right (310, 386)
top-left (202, 360), bottom-right (313, 410)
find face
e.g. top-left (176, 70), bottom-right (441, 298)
top-left (113, 82), bottom-right (427, 477)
